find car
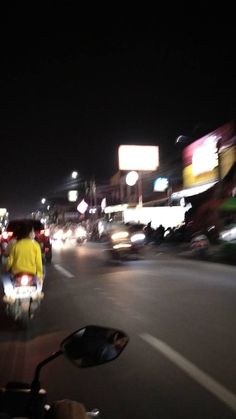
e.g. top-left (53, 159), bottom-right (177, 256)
top-left (0, 219), bottom-right (52, 264)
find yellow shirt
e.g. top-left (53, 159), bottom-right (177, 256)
top-left (6, 238), bottom-right (43, 280)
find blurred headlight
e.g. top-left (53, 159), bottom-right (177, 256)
top-left (220, 226), bottom-right (236, 241)
top-left (113, 243), bottom-right (132, 249)
top-left (53, 229), bottom-right (63, 240)
top-left (2, 231), bottom-right (8, 240)
top-left (111, 231), bottom-right (129, 241)
top-left (76, 227), bottom-right (87, 238)
top-left (130, 233), bottom-right (145, 243)
top-left (45, 228), bottom-right (50, 237)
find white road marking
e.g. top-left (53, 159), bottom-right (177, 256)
top-left (54, 264), bottom-right (74, 278)
top-left (140, 333), bottom-right (236, 413)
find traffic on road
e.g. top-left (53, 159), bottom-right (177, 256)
top-left (0, 219), bottom-right (236, 418)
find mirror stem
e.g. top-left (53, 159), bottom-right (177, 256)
top-left (31, 350), bottom-right (63, 392)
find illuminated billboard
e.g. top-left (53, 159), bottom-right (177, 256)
top-left (183, 122), bottom-right (236, 188)
top-left (68, 190), bottom-right (78, 202)
top-left (118, 145), bottom-right (159, 171)
top-left (183, 133), bottom-right (220, 188)
top-left (154, 177), bottom-right (169, 192)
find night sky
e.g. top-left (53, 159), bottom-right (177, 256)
top-left (1, 7), bottom-right (235, 217)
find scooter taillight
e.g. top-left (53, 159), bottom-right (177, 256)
top-left (16, 274), bottom-right (34, 287)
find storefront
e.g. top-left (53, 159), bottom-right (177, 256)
top-left (171, 121), bottom-right (236, 238)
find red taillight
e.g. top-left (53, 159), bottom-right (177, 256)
top-left (16, 274), bottom-right (33, 286)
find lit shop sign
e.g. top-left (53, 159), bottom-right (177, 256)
top-left (77, 200), bottom-right (88, 214)
top-left (126, 171), bottom-right (139, 186)
top-left (118, 145), bottom-right (159, 171)
top-left (192, 136), bottom-right (218, 176)
top-left (68, 190), bottom-right (78, 202)
top-left (153, 177), bottom-right (169, 192)
top-left (183, 134), bottom-right (220, 188)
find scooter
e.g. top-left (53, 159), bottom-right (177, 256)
top-left (109, 228), bottom-right (146, 261)
top-left (76, 225), bottom-right (87, 246)
top-left (0, 325), bottom-right (129, 418)
top-left (3, 272), bottom-right (43, 328)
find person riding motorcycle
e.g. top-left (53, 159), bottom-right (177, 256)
top-left (2, 221), bottom-right (44, 300)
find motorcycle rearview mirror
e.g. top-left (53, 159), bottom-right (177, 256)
top-left (60, 325), bottom-right (129, 368)
top-left (31, 325), bottom-right (129, 392)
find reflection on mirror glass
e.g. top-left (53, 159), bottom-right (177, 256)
top-left (61, 325), bottom-right (129, 368)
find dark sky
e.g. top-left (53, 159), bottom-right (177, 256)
top-left (1, 7), bottom-right (235, 217)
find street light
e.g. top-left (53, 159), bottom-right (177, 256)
top-left (41, 198), bottom-right (46, 204)
top-left (71, 171), bottom-right (78, 179)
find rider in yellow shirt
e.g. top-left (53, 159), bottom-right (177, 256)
top-left (2, 221), bottom-right (44, 300)
top-left (6, 236), bottom-right (43, 280)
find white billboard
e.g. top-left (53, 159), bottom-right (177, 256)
top-left (118, 145), bottom-right (159, 171)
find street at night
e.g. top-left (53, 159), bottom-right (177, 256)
top-left (1, 10), bottom-right (236, 418)
top-left (1, 242), bottom-right (236, 418)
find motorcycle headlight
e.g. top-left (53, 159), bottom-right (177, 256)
top-left (76, 227), bottom-right (87, 238)
top-left (113, 243), bottom-right (132, 249)
top-left (111, 231), bottom-right (129, 241)
top-left (130, 233), bottom-right (145, 243)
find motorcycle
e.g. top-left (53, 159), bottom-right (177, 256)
top-left (76, 225), bottom-right (87, 245)
top-left (109, 227), bottom-right (146, 260)
top-left (3, 272), bottom-right (42, 328)
top-left (0, 325), bottom-right (129, 418)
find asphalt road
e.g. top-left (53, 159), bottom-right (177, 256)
top-left (0, 241), bottom-right (236, 419)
